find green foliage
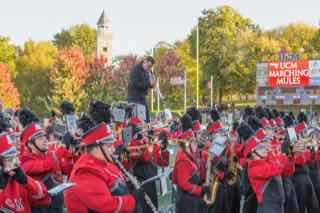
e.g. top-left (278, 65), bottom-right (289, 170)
top-left (189, 6), bottom-right (255, 103)
top-left (176, 41), bottom-right (202, 106)
top-left (0, 6), bottom-right (320, 115)
top-left (272, 23), bottom-right (318, 58)
top-left (0, 36), bottom-right (17, 77)
top-left (312, 29), bottom-right (320, 56)
top-left (53, 24), bottom-right (96, 58)
top-left (15, 40), bottom-right (57, 116)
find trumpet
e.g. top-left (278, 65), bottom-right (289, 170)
top-left (124, 135), bottom-right (179, 157)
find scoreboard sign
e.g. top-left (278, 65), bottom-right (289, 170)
top-left (268, 61), bottom-right (309, 87)
top-left (256, 59), bottom-right (320, 105)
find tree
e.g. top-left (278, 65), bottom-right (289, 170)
top-left (272, 23), bottom-right (318, 59)
top-left (53, 24), bottom-right (96, 58)
top-left (49, 48), bottom-right (88, 112)
top-left (311, 29), bottom-right (320, 57)
top-left (85, 57), bottom-right (113, 103)
top-left (0, 64), bottom-right (20, 109)
top-left (15, 40), bottom-right (58, 116)
top-left (154, 50), bottom-right (185, 109)
top-left (189, 6), bottom-right (260, 103)
top-left (112, 55), bottom-right (139, 101)
top-left (233, 30), bottom-right (282, 100)
top-left (0, 36), bottom-right (17, 77)
top-left (84, 55), bottom-right (138, 104)
top-left (175, 41), bottom-right (201, 107)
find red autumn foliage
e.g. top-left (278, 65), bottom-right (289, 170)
top-left (0, 63), bottom-right (20, 109)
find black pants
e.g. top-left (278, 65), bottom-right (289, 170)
top-left (128, 97), bottom-right (150, 123)
top-left (257, 201), bottom-right (284, 213)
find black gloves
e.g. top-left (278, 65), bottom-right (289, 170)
top-left (115, 144), bottom-right (129, 155)
top-left (0, 168), bottom-right (9, 189)
top-left (201, 185), bottom-right (211, 197)
top-left (12, 167), bottom-right (28, 186)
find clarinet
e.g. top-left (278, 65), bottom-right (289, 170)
top-left (112, 156), bottom-right (158, 213)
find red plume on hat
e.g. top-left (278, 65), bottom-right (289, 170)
top-left (208, 121), bottom-right (222, 134)
top-left (0, 134), bottom-right (17, 157)
top-left (259, 117), bottom-right (270, 128)
top-left (255, 128), bottom-right (267, 141)
top-left (295, 122), bottom-right (307, 135)
top-left (20, 122), bottom-right (46, 146)
top-left (270, 119), bottom-right (277, 128)
top-left (193, 120), bottom-right (201, 131)
top-left (275, 117), bottom-right (284, 127)
top-left (81, 122), bottom-right (114, 146)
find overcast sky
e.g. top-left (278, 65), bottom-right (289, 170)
top-left (1, 0), bottom-right (319, 56)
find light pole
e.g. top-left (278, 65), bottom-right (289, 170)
top-left (196, 22), bottom-right (200, 109)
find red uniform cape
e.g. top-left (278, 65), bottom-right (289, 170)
top-left (20, 150), bottom-right (61, 181)
top-left (172, 150), bottom-right (202, 196)
top-left (278, 154), bottom-right (295, 177)
top-left (248, 158), bottom-right (282, 203)
top-left (294, 152), bottom-right (306, 166)
top-left (64, 154), bottom-right (135, 213)
top-left (0, 176), bottom-right (50, 213)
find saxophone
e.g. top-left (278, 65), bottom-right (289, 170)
top-left (226, 144), bottom-right (240, 186)
top-left (203, 152), bottom-right (220, 205)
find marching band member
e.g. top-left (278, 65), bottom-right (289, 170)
top-left (64, 122), bottom-right (141, 213)
top-left (172, 113), bottom-right (210, 213)
top-left (291, 142), bottom-right (319, 213)
top-left (292, 112), bottom-right (319, 213)
top-left (247, 136), bottom-right (285, 213)
top-left (237, 122), bottom-right (258, 213)
top-left (270, 114), bottom-right (299, 213)
top-left (127, 117), bottom-right (169, 213)
top-left (308, 142), bottom-right (320, 213)
top-left (18, 108), bottom-right (73, 213)
top-left (0, 134), bottom-right (50, 212)
top-left (207, 109), bottom-right (240, 213)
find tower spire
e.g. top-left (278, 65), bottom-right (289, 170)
top-left (96, 10), bottom-right (112, 65)
top-left (97, 10), bottom-right (110, 28)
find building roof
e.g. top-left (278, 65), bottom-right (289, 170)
top-left (97, 10), bottom-right (110, 27)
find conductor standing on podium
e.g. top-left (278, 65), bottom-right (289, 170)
top-left (127, 56), bottom-right (156, 123)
